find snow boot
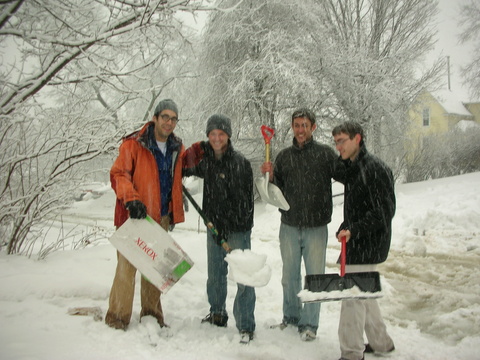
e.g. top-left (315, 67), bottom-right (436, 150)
top-left (239, 331), bottom-right (254, 344)
top-left (201, 313), bottom-right (228, 327)
top-left (364, 343), bottom-right (395, 355)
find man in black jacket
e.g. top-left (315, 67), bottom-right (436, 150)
top-left (262, 108), bottom-right (343, 341)
top-left (183, 114), bottom-right (255, 344)
top-left (332, 122), bottom-right (395, 360)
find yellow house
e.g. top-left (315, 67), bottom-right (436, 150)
top-left (406, 89), bottom-right (479, 156)
top-left (464, 102), bottom-right (480, 124)
top-left (404, 88), bottom-right (480, 181)
top-left (408, 89), bottom-right (475, 136)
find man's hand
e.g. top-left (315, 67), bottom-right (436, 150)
top-left (337, 229), bottom-right (351, 243)
top-left (260, 162), bottom-right (274, 182)
top-left (125, 200), bottom-right (147, 219)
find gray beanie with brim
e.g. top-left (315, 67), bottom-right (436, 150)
top-left (154, 99), bottom-right (178, 117)
top-left (206, 114), bottom-right (232, 138)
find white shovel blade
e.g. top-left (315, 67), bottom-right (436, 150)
top-left (298, 288), bottom-right (383, 303)
top-left (255, 175), bottom-right (290, 211)
top-left (225, 249), bottom-right (272, 287)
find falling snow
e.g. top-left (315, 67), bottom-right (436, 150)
top-left (0, 172), bottom-right (479, 359)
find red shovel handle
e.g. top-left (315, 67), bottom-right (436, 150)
top-left (261, 125), bottom-right (274, 145)
top-left (340, 236), bottom-right (347, 277)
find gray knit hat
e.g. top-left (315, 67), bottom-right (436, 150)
top-left (206, 114), bottom-right (232, 138)
top-left (154, 99), bottom-right (178, 117)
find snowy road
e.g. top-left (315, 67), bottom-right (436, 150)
top-left (381, 248), bottom-right (479, 343)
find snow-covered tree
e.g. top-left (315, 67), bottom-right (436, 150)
top-left (0, 0), bottom-right (210, 255)
top-left (195, 0), bottom-right (443, 174)
top-left (458, 0), bottom-right (480, 99)
top-left (310, 0), bottom-right (443, 160)
top-left (196, 0), bottom-right (335, 151)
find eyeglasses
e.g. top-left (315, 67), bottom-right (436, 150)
top-left (158, 114), bottom-right (179, 123)
top-left (334, 137), bottom-right (350, 146)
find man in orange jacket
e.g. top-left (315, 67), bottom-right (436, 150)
top-left (105, 99), bottom-right (185, 331)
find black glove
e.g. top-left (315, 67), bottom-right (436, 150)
top-left (125, 200), bottom-right (147, 219)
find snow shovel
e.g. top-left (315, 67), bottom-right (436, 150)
top-left (182, 185), bottom-right (272, 287)
top-left (254, 125), bottom-right (290, 211)
top-left (300, 237), bottom-right (382, 302)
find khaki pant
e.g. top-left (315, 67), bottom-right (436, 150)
top-left (105, 215), bottom-right (170, 329)
top-left (338, 265), bottom-right (394, 360)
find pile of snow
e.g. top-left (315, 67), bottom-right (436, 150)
top-left (225, 249), bottom-right (272, 287)
top-left (298, 287), bottom-right (383, 303)
top-left (455, 119), bottom-right (480, 131)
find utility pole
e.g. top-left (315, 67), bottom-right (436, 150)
top-left (447, 55), bottom-right (451, 91)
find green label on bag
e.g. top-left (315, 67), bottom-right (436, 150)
top-left (145, 215), bottom-right (155, 224)
top-left (173, 260), bottom-right (192, 279)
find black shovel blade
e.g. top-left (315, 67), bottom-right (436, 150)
top-left (305, 271), bottom-right (381, 293)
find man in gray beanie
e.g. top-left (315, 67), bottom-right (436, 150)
top-left (205, 114), bottom-right (232, 138)
top-left (183, 114), bottom-right (256, 344)
top-left (106, 98), bottom-right (185, 331)
top-left (154, 98), bottom-right (179, 118)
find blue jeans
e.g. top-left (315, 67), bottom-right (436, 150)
top-left (279, 223), bottom-right (328, 333)
top-left (206, 230), bottom-right (256, 333)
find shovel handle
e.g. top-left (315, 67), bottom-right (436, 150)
top-left (206, 222), bottom-right (232, 253)
top-left (261, 125), bottom-right (274, 144)
top-left (183, 185), bottom-right (232, 253)
top-left (340, 236), bottom-right (346, 277)
top-left (261, 125), bottom-right (274, 163)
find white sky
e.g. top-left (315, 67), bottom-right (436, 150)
top-left (432, 0), bottom-right (476, 100)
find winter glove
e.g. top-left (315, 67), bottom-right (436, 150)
top-left (125, 200), bottom-right (147, 219)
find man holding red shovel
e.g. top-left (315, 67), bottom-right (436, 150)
top-left (262, 108), bottom-right (343, 341)
top-left (332, 122), bottom-right (396, 360)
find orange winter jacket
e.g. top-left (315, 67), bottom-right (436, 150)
top-left (110, 122), bottom-right (185, 228)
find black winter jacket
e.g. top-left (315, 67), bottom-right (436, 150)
top-left (184, 141), bottom-right (254, 240)
top-left (337, 145), bottom-right (396, 264)
top-left (273, 138), bottom-right (343, 228)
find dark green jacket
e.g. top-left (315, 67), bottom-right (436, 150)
top-left (273, 138), bottom-right (343, 228)
top-left (337, 145), bottom-right (396, 264)
top-left (184, 140), bottom-right (254, 240)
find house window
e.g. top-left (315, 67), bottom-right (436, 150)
top-left (422, 108), bottom-right (430, 127)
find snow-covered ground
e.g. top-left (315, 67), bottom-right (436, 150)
top-left (1, 172), bottom-right (479, 360)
